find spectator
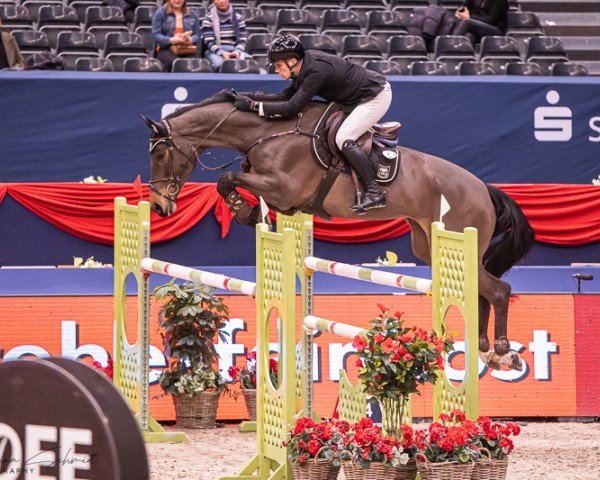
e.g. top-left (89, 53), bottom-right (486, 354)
top-left (453, 0), bottom-right (509, 45)
top-left (152, 0), bottom-right (201, 71)
top-left (202, 0), bottom-right (249, 71)
top-left (0, 19), bottom-right (25, 70)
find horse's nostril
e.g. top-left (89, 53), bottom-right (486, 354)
top-left (152, 203), bottom-right (164, 216)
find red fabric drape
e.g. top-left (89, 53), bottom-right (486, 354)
top-left (1, 183), bottom-right (599, 246)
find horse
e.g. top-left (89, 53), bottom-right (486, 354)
top-left (143, 89), bottom-right (535, 371)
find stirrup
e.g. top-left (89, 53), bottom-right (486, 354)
top-left (350, 192), bottom-right (386, 213)
top-left (349, 189), bottom-right (368, 215)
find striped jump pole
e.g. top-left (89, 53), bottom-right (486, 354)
top-left (140, 258), bottom-right (257, 297)
top-left (304, 315), bottom-right (366, 339)
top-left (304, 256), bottom-right (433, 294)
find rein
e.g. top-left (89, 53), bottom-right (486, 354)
top-left (149, 108), bottom-right (320, 202)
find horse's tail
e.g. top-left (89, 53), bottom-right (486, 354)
top-left (483, 185), bottom-right (535, 278)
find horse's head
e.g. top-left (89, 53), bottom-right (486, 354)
top-left (142, 114), bottom-right (201, 217)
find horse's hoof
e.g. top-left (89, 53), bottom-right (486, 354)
top-left (501, 352), bottom-right (523, 371)
top-left (479, 350), bottom-right (501, 370)
top-left (494, 336), bottom-right (511, 356)
top-left (479, 335), bottom-right (490, 352)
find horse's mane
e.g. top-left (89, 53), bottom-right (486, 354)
top-left (164, 89), bottom-right (235, 121)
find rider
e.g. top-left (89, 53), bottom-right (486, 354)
top-left (233, 35), bottom-right (392, 212)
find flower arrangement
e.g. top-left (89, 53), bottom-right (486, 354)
top-left (342, 418), bottom-right (412, 468)
top-left (415, 410), bottom-right (481, 464)
top-left (284, 417), bottom-right (348, 465)
top-left (154, 281), bottom-right (230, 397)
top-left (475, 417), bottom-right (520, 460)
top-left (352, 305), bottom-right (454, 401)
top-left (228, 351), bottom-right (279, 389)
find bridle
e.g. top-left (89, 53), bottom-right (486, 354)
top-left (148, 104), bottom-right (320, 203)
top-left (148, 107), bottom-right (237, 203)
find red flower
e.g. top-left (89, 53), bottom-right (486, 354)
top-left (355, 358), bottom-right (363, 368)
top-left (352, 335), bottom-right (368, 352)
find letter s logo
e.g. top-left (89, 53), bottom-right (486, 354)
top-left (534, 90), bottom-right (572, 142)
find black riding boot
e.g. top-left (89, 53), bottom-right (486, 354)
top-left (341, 139), bottom-right (386, 212)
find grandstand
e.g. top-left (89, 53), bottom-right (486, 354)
top-left (0, 0), bottom-right (596, 74)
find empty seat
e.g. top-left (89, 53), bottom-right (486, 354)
top-left (275, 9), bottom-right (318, 34)
top-left (10, 29), bottom-right (50, 54)
top-left (367, 10), bottom-right (410, 51)
top-left (551, 62), bottom-right (589, 76)
top-left (172, 57), bottom-right (213, 73)
top-left (390, 0), bottom-right (429, 11)
top-left (364, 60), bottom-right (403, 75)
top-left (479, 35), bottom-right (522, 73)
top-left (342, 34), bottom-right (382, 61)
top-left (134, 25), bottom-right (155, 55)
top-left (237, 7), bottom-right (269, 35)
top-left (0, 5), bottom-right (32, 30)
top-left (246, 33), bottom-right (275, 68)
top-left (389, 55), bottom-right (428, 74)
top-left (123, 57), bottom-right (163, 72)
top-left (526, 36), bottom-right (568, 74)
top-left (388, 34), bottom-right (427, 58)
top-left (506, 61), bottom-right (542, 75)
top-left (133, 5), bottom-right (157, 31)
top-left (85, 6), bottom-right (128, 48)
top-left (255, 0), bottom-right (297, 24)
top-left (75, 56), bottom-right (114, 71)
top-left (298, 33), bottom-right (337, 55)
top-left (299, 0), bottom-right (342, 23)
top-left (345, 0), bottom-right (387, 12)
top-left (458, 61), bottom-right (496, 75)
top-left (56, 30), bottom-right (98, 54)
top-left (69, 0), bottom-right (102, 23)
top-left (38, 4), bottom-right (79, 26)
top-left (434, 35), bottom-right (476, 74)
top-left (104, 31), bottom-right (147, 70)
top-left (321, 9), bottom-right (363, 51)
top-left (22, 0), bottom-right (62, 23)
top-left (410, 60), bottom-right (448, 75)
top-left (220, 58), bottom-right (261, 73)
top-left (506, 11), bottom-right (543, 35)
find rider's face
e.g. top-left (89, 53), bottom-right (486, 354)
top-left (274, 58), bottom-right (298, 80)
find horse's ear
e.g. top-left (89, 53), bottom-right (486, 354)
top-left (140, 114), bottom-right (166, 135)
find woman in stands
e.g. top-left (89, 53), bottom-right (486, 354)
top-left (233, 35), bottom-right (392, 212)
top-left (152, 0), bottom-right (201, 71)
top-left (453, 0), bottom-right (509, 44)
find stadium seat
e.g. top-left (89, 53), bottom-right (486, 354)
top-left (56, 30), bottom-right (98, 54)
top-left (75, 56), bottom-right (114, 71)
top-left (434, 35), bottom-right (476, 75)
top-left (321, 9), bottom-right (362, 51)
top-left (367, 10), bottom-right (410, 52)
top-left (255, 0), bottom-right (297, 24)
top-left (458, 61), bottom-right (496, 75)
top-left (0, 5), bottom-right (32, 30)
top-left (172, 57), bottom-right (213, 73)
top-left (551, 62), bottom-right (589, 76)
top-left (22, 0), bottom-right (62, 23)
top-left (220, 58), bottom-right (261, 74)
top-left (85, 6), bottom-right (128, 48)
top-left (410, 60), bottom-right (448, 75)
top-left (506, 11), bottom-right (543, 35)
top-left (506, 61), bottom-right (542, 76)
top-left (237, 7), bottom-right (269, 35)
top-left (133, 5), bottom-right (158, 31)
top-left (11, 29), bottom-right (50, 54)
top-left (299, 0), bottom-right (342, 24)
top-left (390, 0), bottom-right (429, 12)
top-left (275, 9), bottom-right (318, 34)
top-left (526, 36), bottom-right (568, 75)
top-left (388, 34), bottom-right (427, 58)
top-left (479, 36), bottom-right (522, 74)
top-left (104, 32), bottom-right (147, 71)
top-left (69, 0), bottom-right (102, 23)
top-left (438, 0), bottom-right (463, 10)
top-left (342, 35), bottom-right (383, 62)
top-left (298, 33), bottom-right (338, 55)
top-left (364, 60), bottom-right (403, 75)
top-left (123, 57), bottom-right (163, 72)
top-left (38, 5), bottom-right (79, 30)
top-left (246, 33), bottom-right (275, 68)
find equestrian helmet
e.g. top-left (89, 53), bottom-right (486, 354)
top-left (268, 35), bottom-right (305, 62)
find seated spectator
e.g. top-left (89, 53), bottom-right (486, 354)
top-left (453, 0), bottom-right (508, 45)
top-left (152, 0), bottom-right (201, 71)
top-left (0, 19), bottom-right (25, 70)
top-left (202, 0), bottom-right (249, 71)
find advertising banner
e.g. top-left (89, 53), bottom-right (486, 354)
top-left (2, 293), bottom-right (597, 419)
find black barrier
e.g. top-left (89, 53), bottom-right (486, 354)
top-left (0, 358), bottom-right (149, 480)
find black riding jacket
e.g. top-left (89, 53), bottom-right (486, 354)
top-left (253, 50), bottom-right (386, 120)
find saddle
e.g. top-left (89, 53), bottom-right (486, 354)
top-left (311, 103), bottom-right (402, 185)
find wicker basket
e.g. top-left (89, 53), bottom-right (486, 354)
top-left (242, 388), bottom-right (257, 421)
top-left (172, 390), bottom-right (220, 429)
top-left (471, 456), bottom-right (508, 480)
top-left (416, 459), bottom-right (474, 480)
top-left (342, 460), bottom-right (416, 480)
top-left (291, 458), bottom-right (340, 480)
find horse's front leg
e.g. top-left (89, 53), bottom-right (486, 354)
top-left (216, 171), bottom-right (282, 226)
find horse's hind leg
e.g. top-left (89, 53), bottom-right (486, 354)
top-left (478, 268), bottom-right (523, 371)
top-left (406, 219), bottom-right (431, 264)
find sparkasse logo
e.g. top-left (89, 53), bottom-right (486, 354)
top-left (534, 90), bottom-right (572, 142)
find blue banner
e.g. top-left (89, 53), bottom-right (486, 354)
top-left (1, 71), bottom-right (599, 184)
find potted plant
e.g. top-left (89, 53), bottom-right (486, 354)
top-left (414, 410), bottom-right (481, 480)
top-left (154, 280), bottom-right (230, 428)
top-left (228, 351), bottom-right (279, 421)
top-left (284, 417), bottom-right (347, 480)
top-left (471, 416), bottom-right (520, 480)
top-left (340, 418), bottom-right (416, 480)
top-left (352, 305), bottom-right (454, 438)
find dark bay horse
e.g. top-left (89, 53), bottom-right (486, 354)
top-left (143, 89), bottom-right (534, 371)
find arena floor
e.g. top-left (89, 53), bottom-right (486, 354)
top-left (147, 421), bottom-right (600, 480)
